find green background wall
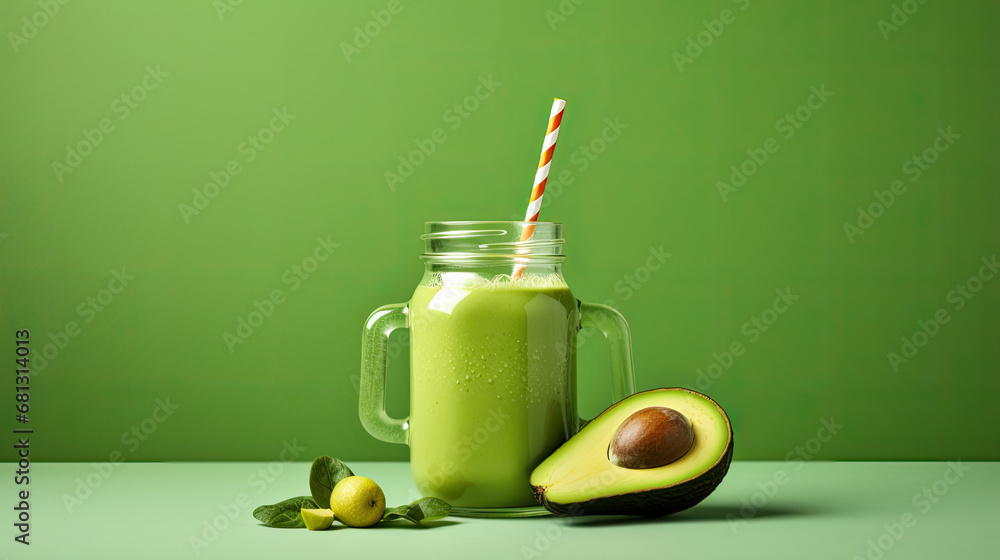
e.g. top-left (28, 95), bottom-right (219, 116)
top-left (1, 0), bottom-right (998, 462)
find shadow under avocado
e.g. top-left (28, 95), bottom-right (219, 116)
top-left (554, 504), bottom-right (815, 527)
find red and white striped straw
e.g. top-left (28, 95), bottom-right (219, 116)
top-left (513, 98), bottom-right (565, 279)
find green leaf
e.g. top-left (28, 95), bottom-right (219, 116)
top-left (253, 496), bottom-right (319, 528)
top-left (309, 456), bottom-right (354, 508)
top-left (381, 497), bottom-right (452, 525)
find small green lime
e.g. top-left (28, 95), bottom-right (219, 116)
top-left (329, 476), bottom-right (386, 527)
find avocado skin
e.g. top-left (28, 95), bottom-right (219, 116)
top-left (532, 438), bottom-right (733, 516)
top-left (531, 388), bottom-right (734, 517)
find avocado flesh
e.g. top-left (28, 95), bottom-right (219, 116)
top-left (530, 388), bottom-right (733, 516)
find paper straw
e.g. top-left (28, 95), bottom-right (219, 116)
top-left (513, 98), bottom-right (565, 279)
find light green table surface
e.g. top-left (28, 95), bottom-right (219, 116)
top-left (4, 461), bottom-right (994, 559)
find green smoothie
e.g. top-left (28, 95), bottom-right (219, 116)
top-left (408, 273), bottom-right (579, 507)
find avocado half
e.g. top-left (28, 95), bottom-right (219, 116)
top-left (529, 388), bottom-right (733, 516)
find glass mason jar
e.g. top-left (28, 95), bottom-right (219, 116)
top-left (359, 221), bottom-right (635, 517)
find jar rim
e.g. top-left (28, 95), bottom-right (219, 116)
top-left (420, 221), bottom-right (565, 264)
top-left (421, 221), bottom-right (560, 237)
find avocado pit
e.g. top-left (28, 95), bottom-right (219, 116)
top-left (608, 406), bottom-right (695, 469)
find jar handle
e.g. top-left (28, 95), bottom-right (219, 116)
top-left (579, 302), bottom-right (637, 423)
top-left (359, 303), bottom-right (409, 445)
